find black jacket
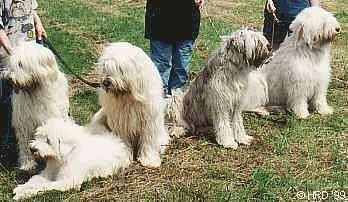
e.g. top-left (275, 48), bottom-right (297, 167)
top-left (145, 0), bottom-right (201, 41)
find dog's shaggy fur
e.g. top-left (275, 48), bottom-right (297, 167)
top-left (12, 118), bottom-right (131, 200)
top-left (0, 42), bottom-right (69, 171)
top-left (241, 7), bottom-right (341, 119)
top-left (93, 42), bottom-right (169, 167)
top-left (168, 29), bottom-right (270, 148)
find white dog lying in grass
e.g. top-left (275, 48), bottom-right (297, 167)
top-left (13, 118), bottom-right (131, 200)
top-left (241, 7), bottom-right (341, 118)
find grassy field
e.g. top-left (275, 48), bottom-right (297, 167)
top-left (0, 0), bottom-right (347, 201)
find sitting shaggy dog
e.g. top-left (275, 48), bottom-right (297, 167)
top-left (12, 118), bottom-right (131, 200)
top-left (241, 7), bottom-right (341, 118)
top-left (0, 42), bottom-right (69, 171)
top-left (93, 42), bottom-right (169, 167)
top-left (168, 29), bottom-right (270, 148)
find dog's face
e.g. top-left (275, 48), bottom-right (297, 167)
top-left (95, 43), bottom-right (148, 102)
top-left (222, 28), bottom-right (271, 67)
top-left (30, 127), bottom-right (73, 162)
top-left (0, 42), bottom-right (59, 93)
top-left (97, 58), bottom-right (132, 97)
top-left (290, 7), bottom-right (341, 49)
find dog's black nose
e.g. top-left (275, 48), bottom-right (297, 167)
top-left (335, 27), bottom-right (341, 33)
top-left (267, 44), bottom-right (272, 52)
top-left (102, 79), bottom-right (112, 88)
top-left (30, 147), bottom-right (38, 154)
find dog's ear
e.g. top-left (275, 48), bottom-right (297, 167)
top-left (290, 21), bottom-right (313, 48)
top-left (290, 21), bottom-right (304, 41)
top-left (220, 35), bottom-right (230, 42)
top-left (131, 86), bottom-right (147, 103)
top-left (297, 25), bottom-right (305, 41)
top-left (221, 35), bottom-right (236, 50)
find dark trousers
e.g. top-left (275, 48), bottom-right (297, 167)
top-left (0, 79), bottom-right (17, 167)
top-left (0, 79), bottom-right (12, 142)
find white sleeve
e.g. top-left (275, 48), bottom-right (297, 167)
top-left (32, 0), bottom-right (38, 9)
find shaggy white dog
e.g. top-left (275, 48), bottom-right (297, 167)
top-left (166, 29), bottom-right (270, 148)
top-left (0, 42), bottom-right (69, 171)
top-left (93, 42), bottom-right (169, 167)
top-left (241, 7), bottom-right (341, 118)
top-left (12, 118), bottom-right (131, 200)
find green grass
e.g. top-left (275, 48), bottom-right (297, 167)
top-left (0, 0), bottom-right (347, 201)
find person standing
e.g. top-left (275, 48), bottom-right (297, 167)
top-left (145, 0), bottom-right (203, 96)
top-left (263, 0), bottom-right (320, 50)
top-left (0, 0), bottom-right (46, 167)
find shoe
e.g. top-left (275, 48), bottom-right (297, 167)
top-left (170, 88), bottom-right (183, 95)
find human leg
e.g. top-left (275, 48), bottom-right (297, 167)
top-left (168, 40), bottom-right (194, 92)
top-left (0, 80), bottom-right (13, 144)
top-left (150, 40), bottom-right (173, 94)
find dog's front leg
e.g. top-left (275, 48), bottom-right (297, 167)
top-left (244, 107), bottom-right (270, 116)
top-left (13, 175), bottom-right (49, 192)
top-left (288, 99), bottom-right (310, 119)
top-left (311, 92), bottom-right (333, 115)
top-left (15, 128), bottom-right (37, 172)
top-left (212, 111), bottom-right (238, 149)
top-left (138, 121), bottom-right (168, 167)
top-left (230, 111), bottom-right (253, 146)
top-left (13, 178), bottom-right (82, 200)
top-left (13, 175), bottom-right (50, 200)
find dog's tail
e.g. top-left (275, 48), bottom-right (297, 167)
top-left (165, 90), bottom-right (187, 138)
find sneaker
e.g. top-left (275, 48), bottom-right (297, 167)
top-left (170, 88), bottom-right (183, 96)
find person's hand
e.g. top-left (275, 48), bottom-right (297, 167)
top-left (195, 0), bottom-right (204, 9)
top-left (310, 0), bottom-right (320, 7)
top-left (0, 30), bottom-right (12, 55)
top-left (33, 13), bottom-right (47, 40)
top-left (266, 0), bottom-right (276, 13)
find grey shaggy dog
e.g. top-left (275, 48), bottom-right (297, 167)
top-left (176, 29), bottom-right (270, 148)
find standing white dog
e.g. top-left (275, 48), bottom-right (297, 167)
top-left (93, 42), bottom-right (169, 167)
top-left (180, 29), bottom-right (270, 148)
top-left (241, 7), bottom-right (341, 118)
top-left (0, 42), bottom-right (69, 171)
top-left (12, 118), bottom-right (131, 200)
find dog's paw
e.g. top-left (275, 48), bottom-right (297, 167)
top-left (13, 186), bottom-right (36, 200)
top-left (291, 108), bottom-right (310, 119)
top-left (296, 112), bottom-right (310, 119)
top-left (217, 138), bottom-right (238, 149)
top-left (237, 135), bottom-right (253, 146)
top-left (138, 154), bottom-right (161, 168)
top-left (13, 185), bottom-right (24, 195)
top-left (159, 144), bottom-right (167, 155)
top-left (19, 160), bottom-right (37, 172)
top-left (317, 105), bottom-right (333, 115)
top-left (249, 107), bottom-right (270, 116)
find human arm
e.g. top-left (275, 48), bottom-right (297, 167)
top-left (266, 0), bottom-right (276, 13)
top-left (33, 12), bottom-right (47, 40)
top-left (0, 29), bottom-right (12, 55)
top-left (194, 0), bottom-right (204, 9)
top-left (310, 0), bottom-right (320, 6)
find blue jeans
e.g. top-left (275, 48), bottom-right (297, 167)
top-left (150, 40), bottom-right (194, 94)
